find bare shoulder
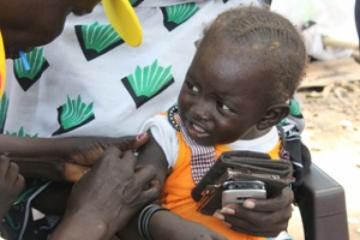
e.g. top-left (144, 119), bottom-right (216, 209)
top-left (137, 132), bottom-right (169, 183)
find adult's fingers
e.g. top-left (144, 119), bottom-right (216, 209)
top-left (5, 162), bottom-right (20, 184)
top-left (63, 163), bottom-right (89, 182)
top-left (100, 146), bottom-right (123, 169)
top-left (15, 174), bottom-right (25, 193)
top-left (117, 133), bottom-right (150, 151)
top-left (243, 187), bottom-right (294, 212)
top-left (134, 165), bottom-right (157, 186)
top-left (103, 146), bottom-right (123, 159)
top-left (139, 185), bottom-right (161, 205)
top-left (0, 156), bottom-right (10, 178)
top-left (120, 150), bottom-right (138, 170)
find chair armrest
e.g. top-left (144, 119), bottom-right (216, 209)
top-left (295, 163), bottom-right (349, 240)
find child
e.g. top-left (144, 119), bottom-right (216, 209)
top-left (136, 7), bottom-right (306, 239)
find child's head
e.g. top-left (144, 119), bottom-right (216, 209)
top-left (178, 7), bottom-right (306, 146)
top-left (0, 0), bottom-right (100, 58)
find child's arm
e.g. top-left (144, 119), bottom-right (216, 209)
top-left (136, 132), bottom-right (169, 185)
top-left (119, 134), bottom-right (226, 240)
top-left (119, 205), bottom-right (227, 240)
top-left (148, 210), bottom-right (227, 240)
top-left (0, 156), bottom-right (24, 220)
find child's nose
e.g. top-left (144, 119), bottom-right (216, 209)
top-left (192, 102), bottom-right (211, 121)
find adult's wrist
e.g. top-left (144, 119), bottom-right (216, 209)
top-left (51, 208), bottom-right (108, 240)
top-left (11, 155), bottom-right (64, 180)
top-left (0, 135), bottom-right (65, 156)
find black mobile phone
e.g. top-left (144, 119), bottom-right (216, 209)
top-left (222, 180), bottom-right (267, 206)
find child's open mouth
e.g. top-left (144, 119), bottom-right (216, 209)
top-left (187, 121), bottom-right (210, 139)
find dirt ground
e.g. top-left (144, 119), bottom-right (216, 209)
top-left (287, 61), bottom-right (360, 239)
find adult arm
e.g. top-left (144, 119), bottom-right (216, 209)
top-left (0, 134), bottom-right (149, 181)
top-left (21, 134), bottom-right (151, 215)
top-left (51, 147), bottom-right (160, 240)
top-left (149, 210), bottom-right (227, 240)
top-left (0, 156), bottom-right (25, 219)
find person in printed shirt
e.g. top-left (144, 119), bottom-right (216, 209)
top-left (0, 0), bottom-right (100, 231)
top-left (0, 0), bottom-right (160, 239)
top-left (122, 7), bottom-right (307, 240)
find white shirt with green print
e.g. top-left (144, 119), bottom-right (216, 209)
top-left (2, 0), bottom-right (265, 138)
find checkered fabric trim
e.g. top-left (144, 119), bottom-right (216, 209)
top-left (180, 122), bottom-right (216, 184)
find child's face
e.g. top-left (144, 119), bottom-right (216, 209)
top-left (178, 44), bottom-right (275, 146)
top-left (0, 0), bottom-right (100, 58)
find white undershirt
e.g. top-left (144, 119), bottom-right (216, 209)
top-left (139, 115), bottom-right (279, 168)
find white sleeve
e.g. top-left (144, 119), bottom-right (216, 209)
top-left (138, 115), bottom-right (178, 168)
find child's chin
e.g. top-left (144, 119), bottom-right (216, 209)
top-left (192, 137), bottom-right (215, 146)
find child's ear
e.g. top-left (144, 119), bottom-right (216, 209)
top-left (257, 103), bottom-right (289, 130)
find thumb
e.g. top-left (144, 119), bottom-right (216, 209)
top-left (63, 163), bottom-right (89, 182)
top-left (117, 133), bottom-right (150, 151)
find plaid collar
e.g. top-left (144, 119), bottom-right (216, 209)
top-left (180, 122), bottom-right (216, 184)
top-left (167, 105), bottom-right (216, 184)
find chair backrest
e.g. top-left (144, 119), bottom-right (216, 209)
top-left (296, 163), bottom-right (349, 240)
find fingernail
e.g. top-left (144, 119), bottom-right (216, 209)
top-left (220, 207), bottom-right (235, 215)
top-left (136, 133), bottom-right (146, 141)
top-left (213, 212), bottom-right (225, 221)
top-left (243, 199), bottom-right (255, 209)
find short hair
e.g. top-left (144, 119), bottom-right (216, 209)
top-left (201, 7), bottom-right (306, 103)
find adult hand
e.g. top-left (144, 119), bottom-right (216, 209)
top-left (59, 133), bottom-right (149, 166)
top-left (215, 187), bottom-right (294, 237)
top-left (149, 210), bottom-right (227, 240)
top-left (9, 133), bottom-right (150, 182)
top-left (0, 156), bottom-right (25, 219)
top-left (51, 146), bottom-right (160, 240)
top-left (60, 133), bottom-right (150, 181)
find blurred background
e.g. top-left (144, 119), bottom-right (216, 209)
top-left (271, 1), bottom-right (360, 239)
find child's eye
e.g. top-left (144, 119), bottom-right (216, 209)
top-left (217, 101), bottom-right (232, 112)
top-left (186, 81), bottom-right (200, 93)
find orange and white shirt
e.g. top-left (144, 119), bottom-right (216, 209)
top-left (140, 114), bottom-right (281, 240)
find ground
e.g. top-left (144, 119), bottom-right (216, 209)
top-left (287, 58), bottom-right (360, 240)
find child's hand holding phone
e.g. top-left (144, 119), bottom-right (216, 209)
top-left (221, 180), bottom-right (267, 207)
